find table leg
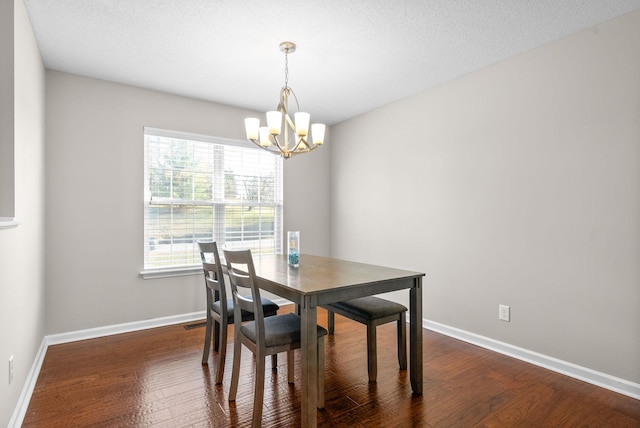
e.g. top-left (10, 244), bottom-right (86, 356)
top-left (300, 295), bottom-right (318, 427)
top-left (410, 276), bottom-right (423, 394)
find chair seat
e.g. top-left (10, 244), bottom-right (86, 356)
top-left (212, 298), bottom-right (280, 322)
top-left (240, 313), bottom-right (328, 348)
top-left (326, 296), bottom-right (407, 320)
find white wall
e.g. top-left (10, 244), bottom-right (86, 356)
top-left (330, 10), bottom-right (640, 383)
top-left (44, 71), bottom-right (331, 334)
top-left (0, 0), bottom-right (46, 426)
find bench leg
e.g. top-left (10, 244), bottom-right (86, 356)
top-left (327, 310), bottom-right (335, 334)
top-left (397, 312), bottom-right (407, 370)
top-left (287, 350), bottom-right (295, 383)
top-left (366, 322), bottom-right (377, 382)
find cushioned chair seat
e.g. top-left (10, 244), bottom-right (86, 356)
top-left (327, 296), bottom-right (407, 320)
top-left (212, 298), bottom-right (280, 322)
top-left (241, 313), bottom-right (328, 347)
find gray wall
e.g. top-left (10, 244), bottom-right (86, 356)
top-left (0, 0), bottom-right (15, 219)
top-left (44, 71), bottom-right (331, 334)
top-left (4, 6), bottom-right (639, 426)
top-left (0, 0), bottom-right (46, 425)
top-left (330, 10), bottom-right (640, 383)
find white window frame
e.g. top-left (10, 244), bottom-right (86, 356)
top-left (141, 127), bottom-right (283, 279)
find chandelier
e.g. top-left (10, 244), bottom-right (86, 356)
top-left (244, 42), bottom-right (325, 159)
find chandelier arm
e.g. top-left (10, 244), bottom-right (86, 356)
top-left (278, 87), bottom-right (289, 113)
top-left (276, 88), bottom-right (292, 152)
top-left (298, 136), bottom-right (312, 150)
top-left (277, 86), bottom-right (303, 153)
top-left (271, 134), bottom-right (286, 152)
top-left (290, 143), bottom-right (319, 155)
top-left (287, 88), bottom-right (301, 112)
top-left (249, 138), bottom-right (319, 158)
top-left (284, 114), bottom-right (295, 133)
top-left (246, 131), bottom-right (298, 158)
top-left (278, 89), bottom-right (294, 131)
top-left (247, 133), bottom-right (294, 158)
top-left (248, 138), bottom-right (280, 155)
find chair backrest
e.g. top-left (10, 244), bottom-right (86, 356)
top-left (223, 249), bottom-right (266, 342)
top-left (198, 241), bottom-right (227, 308)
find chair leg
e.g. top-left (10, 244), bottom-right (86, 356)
top-left (318, 336), bottom-right (325, 409)
top-left (229, 337), bottom-right (242, 401)
top-left (213, 320), bottom-right (221, 352)
top-left (215, 320), bottom-right (228, 384)
top-left (397, 312), bottom-right (407, 370)
top-left (253, 353), bottom-right (266, 427)
top-left (271, 353), bottom-right (278, 369)
top-left (202, 315), bottom-right (212, 365)
top-left (327, 310), bottom-right (335, 334)
top-left (366, 322), bottom-right (377, 382)
top-left (287, 350), bottom-right (295, 383)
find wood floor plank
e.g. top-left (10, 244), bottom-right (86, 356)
top-left (22, 307), bottom-right (640, 427)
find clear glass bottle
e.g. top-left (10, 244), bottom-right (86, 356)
top-left (288, 231), bottom-right (300, 267)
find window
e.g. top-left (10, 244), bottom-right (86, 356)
top-left (143, 127), bottom-right (283, 275)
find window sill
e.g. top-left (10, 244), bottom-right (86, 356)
top-left (140, 266), bottom-right (201, 279)
top-left (0, 217), bottom-right (20, 229)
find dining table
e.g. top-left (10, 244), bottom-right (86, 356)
top-left (252, 253), bottom-right (425, 428)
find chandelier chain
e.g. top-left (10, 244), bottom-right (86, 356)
top-left (284, 48), bottom-right (289, 89)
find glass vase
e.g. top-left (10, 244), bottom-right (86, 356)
top-left (288, 231), bottom-right (300, 267)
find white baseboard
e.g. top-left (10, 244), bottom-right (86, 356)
top-left (8, 311), bottom-right (207, 428)
top-left (424, 319), bottom-right (640, 400)
top-left (7, 337), bottom-right (47, 428)
top-left (45, 311), bottom-right (207, 345)
top-left (11, 312), bottom-right (636, 427)
top-left (8, 301), bottom-right (292, 427)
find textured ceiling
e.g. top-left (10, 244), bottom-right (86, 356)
top-left (22, 0), bottom-right (640, 125)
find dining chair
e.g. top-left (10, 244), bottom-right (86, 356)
top-left (198, 241), bottom-right (279, 384)
top-left (223, 248), bottom-right (327, 427)
top-left (323, 296), bottom-right (407, 382)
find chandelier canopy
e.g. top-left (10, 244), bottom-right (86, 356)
top-left (244, 42), bottom-right (325, 159)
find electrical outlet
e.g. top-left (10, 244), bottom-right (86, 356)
top-left (9, 355), bottom-right (14, 385)
top-left (499, 304), bottom-right (510, 322)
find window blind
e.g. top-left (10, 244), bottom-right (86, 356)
top-left (143, 127), bottom-right (283, 271)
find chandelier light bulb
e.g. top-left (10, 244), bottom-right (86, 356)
top-left (259, 127), bottom-right (271, 146)
top-left (295, 112), bottom-right (310, 137)
top-left (312, 123), bottom-right (326, 145)
top-left (266, 111), bottom-right (282, 135)
top-left (244, 118), bottom-right (260, 140)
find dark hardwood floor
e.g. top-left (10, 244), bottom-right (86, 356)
top-left (23, 307), bottom-right (640, 427)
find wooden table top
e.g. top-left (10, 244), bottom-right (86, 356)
top-left (253, 254), bottom-right (424, 303)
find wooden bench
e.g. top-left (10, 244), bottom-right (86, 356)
top-left (324, 296), bottom-right (407, 382)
